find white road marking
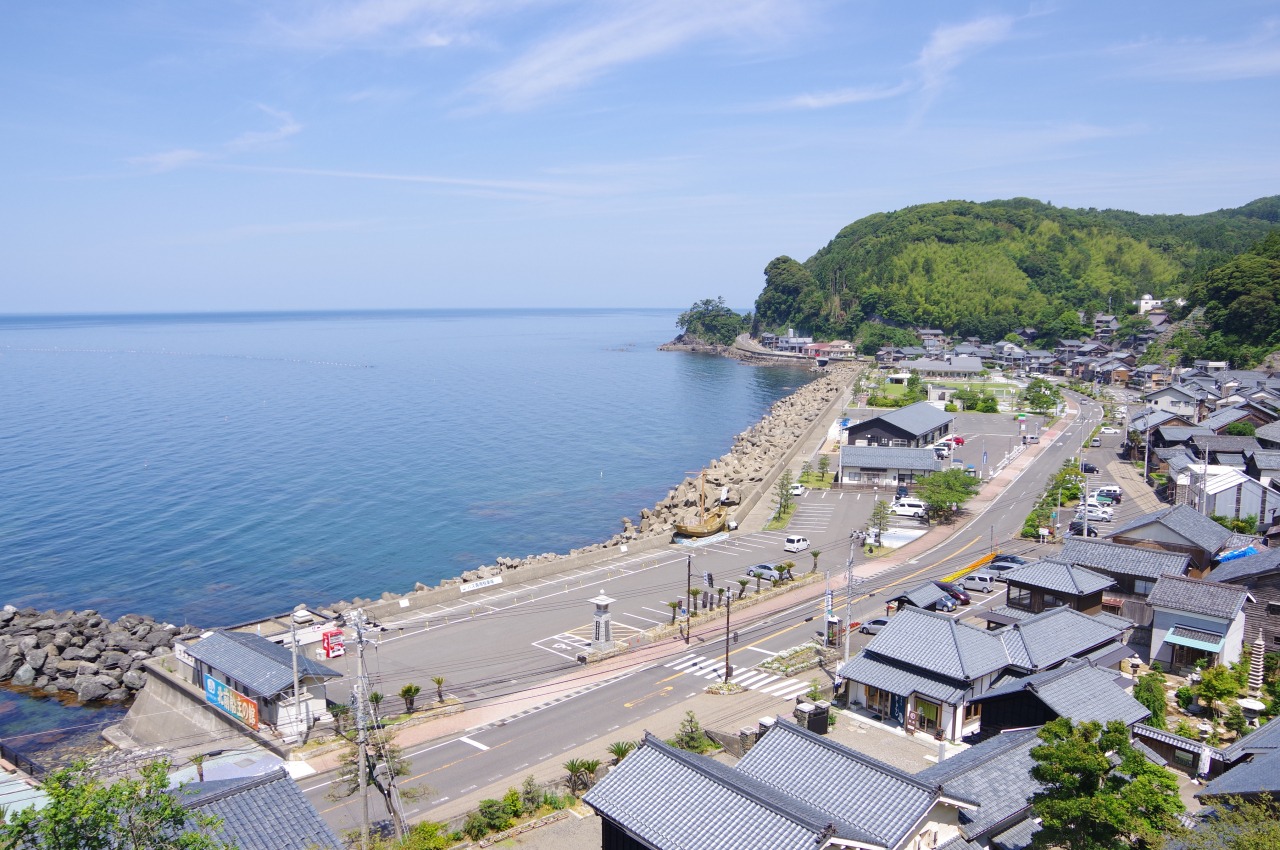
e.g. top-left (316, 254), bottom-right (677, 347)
top-left (459, 737), bottom-right (490, 751)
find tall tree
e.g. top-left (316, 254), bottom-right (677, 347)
top-left (0, 760), bottom-right (228, 850)
top-left (1030, 718), bottom-right (1184, 850)
top-left (1176, 794), bottom-right (1280, 850)
top-left (676, 297), bottom-right (747, 346)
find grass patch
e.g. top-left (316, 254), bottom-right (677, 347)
top-left (799, 471), bottom-right (834, 489)
top-left (765, 503), bottom-right (798, 530)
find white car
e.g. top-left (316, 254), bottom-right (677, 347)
top-left (790, 483), bottom-right (806, 497)
top-left (1099, 427), bottom-right (1120, 434)
top-left (890, 499), bottom-right (927, 518)
top-left (1076, 505), bottom-right (1113, 522)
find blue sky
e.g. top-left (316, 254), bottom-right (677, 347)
top-left (3, 1), bottom-right (1278, 313)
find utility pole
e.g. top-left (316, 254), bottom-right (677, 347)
top-left (350, 610), bottom-right (371, 850)
top-left (685, 554), bottom-right (692, 645)
top-left (722, 595), bottom-right (731, 683)
top-left (843, 551), bottom-right (855, 663)
top-left (290, 615), bottom-right (305, 744)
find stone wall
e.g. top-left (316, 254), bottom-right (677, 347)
top-left (0, 606), bottom-right (198, 704)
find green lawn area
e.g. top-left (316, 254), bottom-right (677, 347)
top-left (765, 503), bottom-right (798, 530)
top-left (931, 380), bottom-right (1018, 396)
top-left (799, 471), bottom-right (834, 489)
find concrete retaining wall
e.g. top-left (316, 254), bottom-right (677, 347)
top-left (108, 657), bottom-right (289, 759)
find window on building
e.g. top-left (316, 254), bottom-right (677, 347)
top-left (1173, 749), bottom-right (1195, 769)
top-left (1008, 585), bottom-right (1033, 610)
top-left (1043, 592), bottom-right (1068, 609)
top-left (1266, 602), bottom-right (1280, 616)
top-left (963, 702), bottom-right (982, 723)
top-left (1133, 577), bottom-right (1156, 596)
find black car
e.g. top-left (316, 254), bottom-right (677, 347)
top-left (933, 580), bottom-right (971, 605)
top-left (990, 554), bottom-right (1028, 566)
top-left (1069, 519), bottom-right (1099, 537)
top-left (896, 485), bottom-right (910, 499)
top-left (1081, 462), bottom-right (1099, 474)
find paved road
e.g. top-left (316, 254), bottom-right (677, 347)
top-left (301, 390), bottom-right (1136, 833)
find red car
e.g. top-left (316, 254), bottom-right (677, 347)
top-left (949, 435), bottom-right (965, 446)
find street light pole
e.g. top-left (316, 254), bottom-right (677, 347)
top-left (685, 554), bottom-right (692, 645)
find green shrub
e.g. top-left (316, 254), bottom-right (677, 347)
top-left (1175, 686), bottom-right (1195, 710)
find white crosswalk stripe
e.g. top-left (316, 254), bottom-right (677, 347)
top-left (662, 654), bottom-right (809, 699)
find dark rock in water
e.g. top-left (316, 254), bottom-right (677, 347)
top-left (77, 661), bottom-right (100, 678)
top-left (0, 652), bottom-right (18, 680)
top-left (74, 677), bottom-right (110, 703)
top-left (12, 664), bottom-right (35, 686)
top-left (54, 660), bottom-right (81, 675)
top-left (30, 618), bottom-right (58, 631)
top-left (122, 669), bottom-right (147, 690)
top-left (104, 688), bottom-right (129, 701)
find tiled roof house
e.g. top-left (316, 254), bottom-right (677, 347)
top-left (1104, 505), bottom-right (1232, 574)
top-left (584, 722), bottom-right (977, 850)
top-left (1146, 575), bottom-right (1250, 674)
top-left (179, 768), bottom-right (342, 850)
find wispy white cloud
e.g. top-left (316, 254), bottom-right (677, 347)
top-left (761, 14), bottom-right (1014, 114)
top-left (222, 163), bottom-right (629, 201)
top-left (758, 82), bottom-right (911, 112)
top-left (466, 0), bottom-right (801, 111)
top-left (130, 106), bottom-right (302, 174)
top-left (914, 15), bottom-right (1015, 99)
top-left (263, 0), bottom-right (513, 50)
top-left (1117, 21), bottom-right (1280, 81)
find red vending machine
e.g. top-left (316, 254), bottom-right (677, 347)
top-left (321, 629), bottom-right (346, 659)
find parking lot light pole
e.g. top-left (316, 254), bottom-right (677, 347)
top-left (685, 554), bottom-right (691, 645)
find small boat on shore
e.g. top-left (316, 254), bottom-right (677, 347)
top-left (675, 505), bottom-right (728, 537)
top-left (674, 469), bottom-right (728, 537)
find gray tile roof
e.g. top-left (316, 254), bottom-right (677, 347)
top-left (1199, 407), bottom-right (1252, 432)
top-left (969, 660), bottom-right (1150, 727)
top-left (738, 719), bottom-right (956, 849)
top-left (1246, 448), bottom-right (1280, 469)
top-left (984, 604), bottom-right (1036, 623)
top-left (1219, 714), bottom-right (1280, 762)
top-left (1108, 504), bottom-right (1234, 553)
top-left (1005, 559), bottom-right (1115, 595)
top-left (998, 607), bottom-right (1127, 671)
top-left (852, 607), bottom-right (1010, 681)
top-left (584, 733), bottom-right (868, 850)
top-left (1199, 748), bottom-right (1280, 798)
top-left (180, 768), bottom-right (342, 850)
top-left (990, 818), bottom-right (1040, 850)
top-left (868, 401), bottom-right (955, 437)
top-left (1189, 435), bottom-right (1261, 455)
top-left (1157, 426), bottom-right (1214, 442)
top-left (1133, 723), bottom-right (1225, 758)
top-left (1061, 537), bottom-right (1191, 579)
top-left (1209, 546), bottom-right (1280, 583)
top-left (1169, 625), bottom-right (1226, 648)
top-left (838, 653), bottom-right (968, 704)
top-left (898, 581), bottom-right (954, 609)
top-left (1255, 420), bottom-right (1280, 444)
top-left (840, 445), bottom-right (943, 472)
top-left (186, 630), bottom-right (341, 698)
top-left (918, 728), bottom-right (1042, 840)
top-left (938, 837), bottom-right (985, 850)
top-left (1131, 409), bottom-right (1178, 432)
top-left (1147, 575), bottom-right (1249, 620)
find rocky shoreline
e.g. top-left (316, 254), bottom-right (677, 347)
top-left (0, 608), bottom-right (198, 704)
top-left (2, 351), bottom-right (855, 706)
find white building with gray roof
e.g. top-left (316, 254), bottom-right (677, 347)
top-left (1147, 574), bottom-right (1251, 674)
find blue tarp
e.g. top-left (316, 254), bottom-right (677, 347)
top-left (1218, 546), bottom-right (1260, 563)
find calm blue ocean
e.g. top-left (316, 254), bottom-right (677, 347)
top-left (0, 309), bottom-right (812, 753)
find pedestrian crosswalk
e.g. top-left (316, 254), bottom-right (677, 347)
top-left (663, 653), bottom-right (814, 700)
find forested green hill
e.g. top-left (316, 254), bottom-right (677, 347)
top-left (753, 197), bottom-right (1279, 349)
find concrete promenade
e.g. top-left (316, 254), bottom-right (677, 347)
top-left (299, 391), bottom-right (1087, 825)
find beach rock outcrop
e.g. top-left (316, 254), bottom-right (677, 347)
top-left (0, 605), bottom-right (185, 705)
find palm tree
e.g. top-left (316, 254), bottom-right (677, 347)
top-left (579, 759), bottom-right (601, 791)
top-left (716, 587), bottom-right (726, 607)
top-left (563, 758), bottom-right (588, 795)
top-left (667, 600), bottom-right (680, 623)
top-left (606, 740), bottom-right (636, 764)
top-left (329, 702), bottom-right (350, 734)
top-left (432, 675), bottom-right (446, 704)
top-left (400, 683), bottom-right (421, 714)
top-left (737, 578), bottom-right (749, 599)
top-left (755, 574), bottom-right (763, 593)
top-left (689, 587), bottom-right (702, 613)
top-left (190, 753), bottom-right (207, 783)
top-left (781, 560), bottom-right (796, 580)
top-left (368, 691), bottom-right (383, 712)
top-left (810, 550), bottom-right (821, 573)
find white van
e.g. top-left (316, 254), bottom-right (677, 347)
top-left (783, 535), bottom-right (810, 553)
top-left (1095, 485), bottom-right (1123, 502)
top-left (890, 499), bottom-right (928, 518)
top-left (961, 571), bottom-right (998, 593)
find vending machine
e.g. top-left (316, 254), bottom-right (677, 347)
top-left (320, 629), bottom-right (346, 659)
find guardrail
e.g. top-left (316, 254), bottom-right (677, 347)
top-left (0, 739), bottom-right (46, 778)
